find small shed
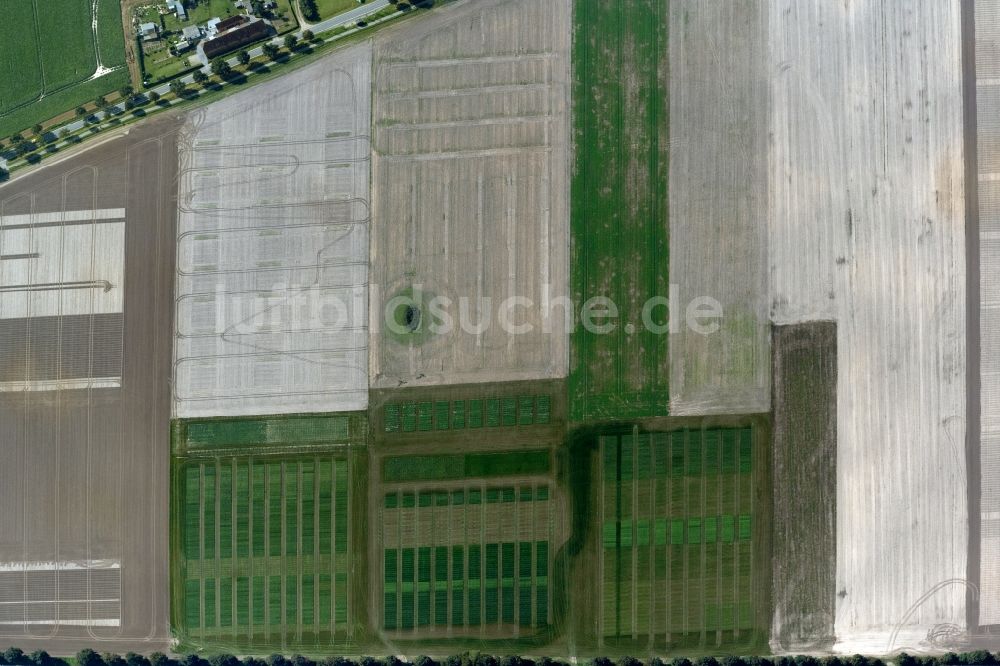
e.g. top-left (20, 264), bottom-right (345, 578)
top-left (166, 0), bottom-right (188, 20)
top-left (139, 22), bottom-right (159, 41)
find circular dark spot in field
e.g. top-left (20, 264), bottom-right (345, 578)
top-left (403, 305), bottom-right (420, 331)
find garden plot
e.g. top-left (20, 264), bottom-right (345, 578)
top-left (369, 0), bottom-right (571, 390)
top-left (173, 44), bottom-right (372, 419)
top-left (769, 0), bottom-right (968, 650)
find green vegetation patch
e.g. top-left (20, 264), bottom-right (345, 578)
top-left (383, 541), bottom-right (549, 632)
top-left (382, 450), bottom-right (551, 483)
top-left (568, 0), bottom-right (670, 421)
top-left (312, 0), bottom-right (357, 22)
top-left (97, 0), bottom-right (127, 68)
top-left (384, 395), bottom-right (551, 433)
top-left (173, 412), bottom-right (367, 454)
top-left (172, 452), bottom-right (361, 650)
top-left (0, 3), bottom-right (43, 115)
top-left (598, 426), bottom-right (763, 645)
top-left (0, 0), bottom-right (128, 137)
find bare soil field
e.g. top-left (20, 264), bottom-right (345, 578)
top-left (975, 0), bottom-right (1000, 630)
top-left (666, 1), bottom-right (770, 417)
top-left (769, 0), bottom-right (968, 651)
top-left (770, 323), bottom-right (837, 651)
top-left (172, 44), bottom-right (372, 419)
top-left (368, 0), bottom-right (571, 390)
top-left (0, 114), bottom-right (180, 653)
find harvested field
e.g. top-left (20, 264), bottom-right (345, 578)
top-left (172, 44), bottom-right (372, 419)
top-left (666, 1), bottom-right (770, 416)
top-left (976, 0), bottom-right (1000, 630)
top-left (170, 413), bottom-right (368, 651)
top-left (585, 423), bottom-right (769, 655)
top-left (372, 438), bottom-right (566, 646)
top-left (771, 323), bottom-right (837, 651)
top-left (369, 0), bottom-right (571, 390)
top-left (770, 0), bottom-right (968, 651)
top-left (0, 114), bottom-right (181, 653)
top-left (568, 0), bottom-right (669, 421)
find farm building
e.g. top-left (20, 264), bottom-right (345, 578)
top-left (167, 0), bottom-right (188, 20)
top-left (215, 14), bottom-right (250, 32)
top-left (139, 22), bottom-right (160, 41)
top-left (181, 25), bottom-right (201, 41)
top-left (196, 17), bottom-right (272, 64)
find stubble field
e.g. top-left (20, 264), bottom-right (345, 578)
top-left (369, 0), bottom-right (572, 391)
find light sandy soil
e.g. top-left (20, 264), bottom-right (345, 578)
top-left (667, 0), bottom-right (771, 417)
top-left (368, 0), bottom-right (571, 390)
top-left (975, 0), bottom-right (1000, 630)
top-left (172, 44), bottom-right (372, 418)
top-left (769, 0), bottom-right (968, 652)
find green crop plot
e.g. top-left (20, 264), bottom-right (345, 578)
top-left (598, 426), bottom-right (765, 650)
top-left (379, 477), bottom-right (559, 640)
top-left (382, 450), bottom-right (551, 484)
top-left (383, 394), bottom-right (552, 433)
top-left (175, 456), bottom-right (354, 649)
top-left (173, 412), bottom-right (367, 454)
top-left (171, 414), bottom-right (367, 651)
top-left (0, 0), bottom-right (128, 137)
top-left (568, 0), bottom-right (670, 421)
top-left (376, 410), bottom-right (564, 644)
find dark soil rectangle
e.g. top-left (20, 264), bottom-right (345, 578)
top-left (771, 322), bottom-right (837, 650)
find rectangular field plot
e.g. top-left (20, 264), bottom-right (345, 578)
top-left (374, 441), bottom-right (566, 644)
top-left (370, 380), bottom-right (567, 445)
top-left (0, 0), bottom-right (128, 138)
top-left (666, 1), bottom-right (770, 416)
top-left (172, 412), bottom-right (367, 456)
top-left (568, 0), bottom-right (670, 421)
top-left (369, 0), bottom-right (571, 389)
top-left (173, 454), bottom-right (357, 650)
top-left (173, 45), bottom-right (372, 419)
top-left (596, 426), bottom-right (768, 651)
top-left (770, 0), bottom-right (967, 646)
top-left (0, 116), bottom-right (180, 650)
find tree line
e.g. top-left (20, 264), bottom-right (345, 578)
top-left (1, 650), bottom-right (1000, 666)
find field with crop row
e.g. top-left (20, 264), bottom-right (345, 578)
top-left (568, 0), bottom-right (670, 421)
top-left (593, 425), bottom-right (768, 653)
top-left (173, 454), bottom-right (359, 650)
top-left (0, 0), bottom-right (127, 137)
top-left (377, 469), bottom-right (563, 643)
